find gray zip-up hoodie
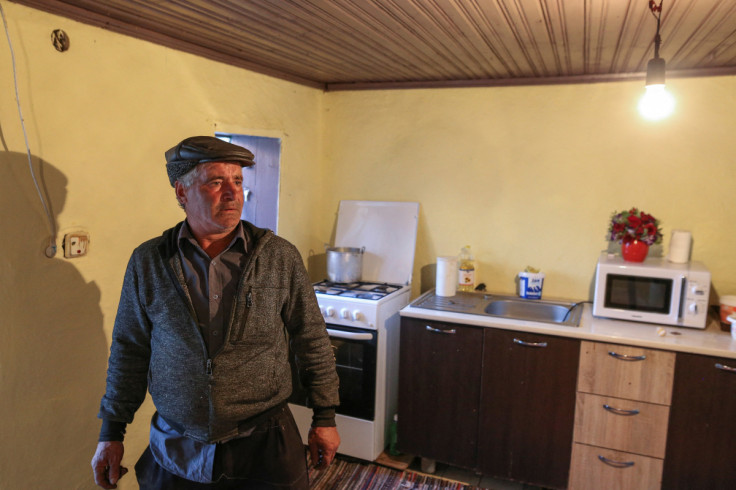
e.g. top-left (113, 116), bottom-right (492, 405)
top-left (98, 220), bottom-right (339, 443)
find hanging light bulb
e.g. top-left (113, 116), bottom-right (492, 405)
top-left (639, 84), bottom-right (675, 121)
top-left (638, 1), bottom-right (675, 120)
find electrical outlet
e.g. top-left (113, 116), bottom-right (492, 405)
top-left (63, 232), bottom-right (89, 258)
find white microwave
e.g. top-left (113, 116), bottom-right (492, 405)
top-left (593, 253), bottom-right (711, 329)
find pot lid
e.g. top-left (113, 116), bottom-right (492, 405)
top-left (334, 200), bottom-right (420, 285)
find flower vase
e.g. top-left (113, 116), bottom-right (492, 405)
top-left (621, 240), bottom-right (649, 262)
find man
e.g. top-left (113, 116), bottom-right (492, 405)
top-left (91, 136), bottom-right (340, 489)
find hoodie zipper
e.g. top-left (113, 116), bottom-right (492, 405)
top-left (232, 290), bottom-right (253, 342)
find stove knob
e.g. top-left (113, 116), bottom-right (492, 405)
top-left (351, 310), bottom-right (363, 322)
top-left (324, 306), bottom-right (335, 318)
top-left (340, 308), bottom-right (350, 319)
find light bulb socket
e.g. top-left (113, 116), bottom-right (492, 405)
top-left (646, 57), bottom-right (666, 86)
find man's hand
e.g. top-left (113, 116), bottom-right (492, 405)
top-left (308, 426), bottom-right (340, 469)
top-left (91, 441), bottom-right (128, 489)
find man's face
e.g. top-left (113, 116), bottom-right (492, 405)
top-left (176, 162), bottom-right (244, 237)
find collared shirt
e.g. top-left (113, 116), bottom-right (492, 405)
top-left (149, 412), bottom-right (216, 483)
top-left (177, 221), bottom-right (248, 358)
top-left (149, 220), bottom-right (249, 483)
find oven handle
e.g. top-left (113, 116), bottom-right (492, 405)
top-left (326, 328), bottom-right (374, 341)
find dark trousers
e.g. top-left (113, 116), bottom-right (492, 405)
top-left (135, 406), bottom-right (309, 489)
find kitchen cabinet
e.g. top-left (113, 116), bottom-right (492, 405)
top-left (569, 341), bottom-right (675, 490)
top-left (570, 444), bottom-right (664, 489)
top-left (477, 328), bottom-right (580, 489)
top-left (661, 352), bottom-right (736, 489)
top-left (400, 295), bottom-right (736, 489)
top-left (398, 318), bottom-right (578, 488)
top-left (397, 317), bottom-right (483, 468)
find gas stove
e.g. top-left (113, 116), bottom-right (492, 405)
top-left (291, 200), bottom-right (419, 462)
top-left (313, 280), bottom-right (404, 301)
top-left (313, 279), bottom-right (411, 331)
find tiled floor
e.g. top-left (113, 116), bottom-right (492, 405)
top-left (407, 458), bottom-right (545, 490)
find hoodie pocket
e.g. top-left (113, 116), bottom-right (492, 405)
top-left (230, 286), bottom-right (287, 344)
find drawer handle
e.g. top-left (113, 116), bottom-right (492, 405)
top-left (513, 338), bottom-right (548, 348)
top-left (598, 455), bottom-right (635, 468)
top-left (715, 363), bottom-right (736, 373)
top-left (608, 351), bottom-right (646, 361)
top-left (425, 325), bottom-right (456, 335)
top-left (603, 404), bottom-right (640, 416)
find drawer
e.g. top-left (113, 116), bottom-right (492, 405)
top-left (569, 443), bottom-right (663, 490)
top-left (573, 392), bottom-right (670, 458)
top-left (577, 341), bottom-right (675, 404)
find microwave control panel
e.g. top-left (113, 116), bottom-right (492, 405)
top-left (683, 276), bottom-right (710, 319)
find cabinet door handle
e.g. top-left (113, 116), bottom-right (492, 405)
top-left (425, 325), bottom-right (456, 335)
top-left (608, 351), bottom-right (646, 361)
top-left (513, 338), bottom-right (548, 348)
top-left (715, 363), bottom-right (736, 373)
top-left (603, 404), bottom-right (640, 416)
top-left (598, 455), bottom-right (635, 468)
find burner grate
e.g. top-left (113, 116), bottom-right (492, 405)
top-left (313, 280), bottom-right (404, 300)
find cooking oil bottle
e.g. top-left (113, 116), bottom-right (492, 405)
top-left (457, 246), bottom-right (475, 292)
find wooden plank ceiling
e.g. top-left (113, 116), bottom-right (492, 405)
top-left (11, 0), bottom-right (736, 90)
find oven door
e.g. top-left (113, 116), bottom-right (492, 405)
top-left (289, 324), bottom-right (377, 421)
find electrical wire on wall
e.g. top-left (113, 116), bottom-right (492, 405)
top-left (1, 2), bottom-right (58, 257)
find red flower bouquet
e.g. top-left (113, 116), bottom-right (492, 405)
top-left (607, 208), bottom-right (663, 246)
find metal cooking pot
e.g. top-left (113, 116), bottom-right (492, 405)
top-left (326, 246), bottom-right (364, 283)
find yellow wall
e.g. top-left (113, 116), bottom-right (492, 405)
top-left (323, 78), bottom-right (736, 299)
top-left (2, 2), bottom-right (736, 489)
top-left (0, 3), bottom-right (326, 488)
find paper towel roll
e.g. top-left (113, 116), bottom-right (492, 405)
top-left (668, 230), bottom-right (692, 263)
top-left (436, 256), bottom-right (457, 297)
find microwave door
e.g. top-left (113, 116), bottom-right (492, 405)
top-left (632, 275), bottom-right (683, 324)
top-left (600, 273), bottom-right (680, 324)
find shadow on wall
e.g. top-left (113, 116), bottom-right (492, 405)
top-left (0, 151), bottom-right (108, 488)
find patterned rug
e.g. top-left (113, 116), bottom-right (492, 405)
top-left (308, 456), bottom-right (485, 490)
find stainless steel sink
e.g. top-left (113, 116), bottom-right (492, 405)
top-left (484, 299), bottom-right (579, 324)
top-left (411, 291), bottom-right (584, 327)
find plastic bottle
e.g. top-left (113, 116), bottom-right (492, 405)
top-left (457, 246), bottom-right (475, 292)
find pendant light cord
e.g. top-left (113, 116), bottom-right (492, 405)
top-left (648, 1), bottom-right (663, 59)
top-left (1, 2), bottom-right (58, 257)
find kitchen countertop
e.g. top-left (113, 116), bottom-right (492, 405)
top-left (400, 290), bottom-right (736, 360)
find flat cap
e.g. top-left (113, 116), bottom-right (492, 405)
top-left (165, 136), bottom-right (255, 186)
